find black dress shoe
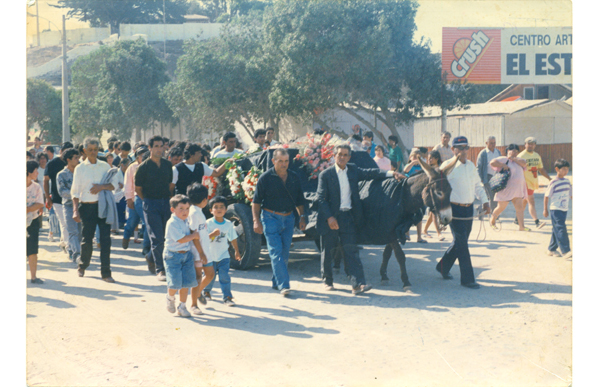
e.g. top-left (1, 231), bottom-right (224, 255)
top-left (461, 282), bottom-right (480, 289)
top-left (122, 238), bottom-right (130, 250)
top-left (102, 276), bottom-right (116, 283)
top-left (77, 268), bottom-right (85, 277)
top-left (436, 266), bottom-right (453, 280)
top-left (145, 254), bottom-right (156, 274)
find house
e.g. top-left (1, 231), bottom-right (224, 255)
top-left (488, 84), bottom-right (572, 102)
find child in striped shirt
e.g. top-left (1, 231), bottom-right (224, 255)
top-left (543, 159), bottom-right (572, 258)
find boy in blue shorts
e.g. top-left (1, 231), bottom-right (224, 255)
top-left (203, 196), bottom-right (241, 306)
top-left (164, 194), bottom-right (200, 317)
top-left (543, 159), bottom-right (572, 258)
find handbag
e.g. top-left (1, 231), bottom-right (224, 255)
top-left (489, 160), bottom-right (511, 193)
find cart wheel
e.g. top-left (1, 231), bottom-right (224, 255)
top-left (226, 203), bottom-right (262, 270)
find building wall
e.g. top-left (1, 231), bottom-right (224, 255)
top-left (505, 102), bottom-right (572, 144)
top-left (414, 116), bottom-right (504, 147)
top-left (120, 23), bottom-right (222, 42)
top-left (28, 28), bottom-right (110, 47)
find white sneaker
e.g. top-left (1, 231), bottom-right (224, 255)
top-left (166, 295), bottom-right (176, 313)
top-left (177, 303), bottom-right (191, 317)
top-left (59, 242), bottom-right (68, 254)
top-left (190, 306), bottom-right (203, 315)
top-left (562, 251), bottom-right (572, 258)
top-left (546, 250), bottom-right (561, 257)
top-left (224, 297), bottom-right (235, 306)
top-left (280, 288), bottom-right (292, 296)
top-left (49, 233), bottom-right (55, 243)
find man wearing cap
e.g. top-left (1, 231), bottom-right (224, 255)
top-left (436, 136), bottom-right (490, 289)
top-left (517, 137), bottom-right (550, 229)
top-left (432, 131), bottom-right (454, 162)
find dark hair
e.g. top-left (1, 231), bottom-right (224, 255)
top-left (114, 141), bottom-right (121, 151)
top-left (209, 195), bottom-right (227, 209)
top-left (148, 135), bottom-right (164, 148)
top-left (78, 144), bottom-right (85, 154)
top-left (168, 140), bottom-right (177, 148)
top-left (442, 131), bottom-right (452, 138)
top-left (334, 144), bottom-right (352, 155)
top-left (184, 143), bottom-right (202, 159)
top-left (120, 141), bottom-right (131, 152)
top-left (223, 131), bottom-right (237, 142)
top-left (428, 150), bottom-right (441, 164)
top-left (375, 145), bottom-right (385, 153)
top-left (62, 148), bottom-right (80, 162)
top-left (363, 131), bottom-right (374, 140)
top-left (169, 194), bottom-right (190, 209)
top-left (26, 150), bottom-right (34, 160)
top-left (167, 147), bottom-right (183, 160)
top-left (107, 135), bottom-right (118, 143)
top-left (200, 148), bottom-right (210, 163)
top-left (202, 144), bottom-right (212, 153)
top-left (388, 135), bottom-right (399, 144)
top-left (554, 158), bottom-right (570, 169)
top-left (133, 141), bottom-right (147, 150)
top-left (505, 143), bottom-right (520, 155)
top-left (36, 152), bottom-right (48, 163)
top-left (254, 129), bottom-right (267, 139)
top-left (418, 147), bottom-right (428, 154)
top-left (108, 141), bottom-right (115, 150)
top-left (187, 183), bottom-right (209, 204)
top-left (27, 160), bottom-right (39, 175)
top-left (135, 146), bottom-right (149, 158)
top-left (266, 127), bottom-right (274, 133)
top-left (351, 134), bottom-right (362, 142)
top-left (162, 137), bottom-right (170, 145)
top-left (313, 128), bottom-right (325, 135)
top-left (44, 145), bottom-right (55, 154)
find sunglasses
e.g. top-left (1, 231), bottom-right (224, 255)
top-left (455, 145), bottom-right (470, 150)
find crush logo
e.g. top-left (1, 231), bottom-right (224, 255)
top-left (451, 31), bottom-right (491, 78)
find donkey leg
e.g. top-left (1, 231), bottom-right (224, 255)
top-left (380, 244), bottom-right (393, 284)
top-left (391, 240), bottom-right (412, 289)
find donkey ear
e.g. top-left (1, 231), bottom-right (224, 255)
top-left (417, 157), bottom-right (437, 180)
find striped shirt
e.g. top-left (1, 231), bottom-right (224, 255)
top-left (544, 177), bottom-right (572, 211)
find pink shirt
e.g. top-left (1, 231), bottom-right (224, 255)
top-left (374, 156), bottom-right (391, 171)
top-left (490, 156), bottom-right (527, 202)
top-left (124, 161), bottom-right (139, 201)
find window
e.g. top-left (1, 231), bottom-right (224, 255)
top-left (523, 87), bottom-right (534, 100)
top-left (536, 85), bottom-right (549, 99)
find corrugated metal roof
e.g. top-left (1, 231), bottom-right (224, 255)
top-left (565, 97), bottom-right (573, 106)
top-left (421, 99), bottom-right (553, 118)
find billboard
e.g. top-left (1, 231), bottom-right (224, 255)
top-left (442, 27), bottom-right (572, 84)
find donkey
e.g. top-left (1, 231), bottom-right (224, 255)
top-left (356, 158), bottom-right (453, 290)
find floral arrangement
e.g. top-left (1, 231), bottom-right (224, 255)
top-left (226, 164), bottom-right (245, 201)
top-left (241, 166), bottom-right (263, 203)
top-left (211, 152), bottom-right (246, 168)
top-left (202, 175), bottom-right (218, 201)
top-left (293, 132), bottom-right (337, 179)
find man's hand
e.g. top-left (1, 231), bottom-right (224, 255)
top-left (127, 199), bottom-right (134, 210)
top-left (234, 251), bottom-right (242, 261)
top-left (482, 202), bottom-right (491, 215)
top-left (392, 171), bottom-right (406, 181)
top-left (327, 216), bottom-right (339, 230)
top-left (543, 209), bottom-right (549, 218)
top-left (46, 197), bottom-right (53, 209)
top-left (90, 184), bottom-right (103, 195)
top-left (73, 211), bottom-right (81, 223)
top-left (253, 220), bottom-right (263, 234)
top-left (299, 217), bottom-right (307, 231)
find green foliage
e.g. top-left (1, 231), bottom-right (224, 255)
top-left (69, 39), bottom-right (174, 140)
top-left (52, 0), bottom-right (189, 33)
top-left (163, 12), bottom-right (277, 139)
top-left (27, 79), bottom-right (63, 144)
top-left (188, 0), bottom-right (228, 22)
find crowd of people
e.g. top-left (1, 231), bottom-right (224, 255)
top-left (26, 126), bottom-right (572, 315)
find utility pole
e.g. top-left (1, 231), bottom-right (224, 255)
top-left (36, 0), bottom-right (40, 46)
top-left (62, 15), bottom-right (70, 142)
top-left (163, 0), bottom-right (167, 59)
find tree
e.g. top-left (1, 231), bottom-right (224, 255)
top-left (188, 0), bottom-right (228, 22)
top-left (263, 0), bottom-right (471, 155)
top-left (163, 12), bottom-right (278, 140)
top-left (69, 39), bottom-right (174, 141)
top-left (52, 0), bottom-right (189, 34)
top-left (27, 79), bottom-right (63, 144)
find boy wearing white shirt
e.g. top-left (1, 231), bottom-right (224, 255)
top-left (186, 183), bottom-right (216, 314)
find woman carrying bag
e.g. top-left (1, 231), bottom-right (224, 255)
top-left (489, 144), bottom-right (529, 231)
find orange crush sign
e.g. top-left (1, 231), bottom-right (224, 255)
top-left (442, 28), bottom-right (502, 84)
top-left (442, 27), bottom-right (572, 84)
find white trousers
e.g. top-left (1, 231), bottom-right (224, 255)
top-left (52, 203), bottom-right (69, 244)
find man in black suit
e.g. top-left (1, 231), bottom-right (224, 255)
top-left (317, 144), bottom-right (405, 294)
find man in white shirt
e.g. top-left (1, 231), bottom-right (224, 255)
top-left (432, 131), bottom-right (454, 162)
top-left (265, 127), bottom-right (279, 146)
top-left (436, 136), bottom-right (491, 289)
top-left (212, 132), bottom-right (244, 159)
top-left (71, 137), bottom-right (119, 283)
top-left (476, 136), bottom-right (502, 212)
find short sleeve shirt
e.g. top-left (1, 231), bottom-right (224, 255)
top-left (45, 157), bottom-right (66, 204)
top-left (253, 168), bottom-right (305, 213)
top-left (433, 144), bottom-right (454, 162)
top-left (27, 181), bottom-right (44, 227)
top-left (188, 205), bottom-right (211, 254)
top-left (135, 157), bottom-right (172, 200)
top-left (164, 214), bottom-right (191, 252)
top-left (206, 218), bottom-right (237, 262)
top-left (545, 177), bottom-right (572, 212)
top-left (518, 150), bottom-right (544, 190)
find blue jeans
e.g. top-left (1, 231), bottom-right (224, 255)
top-left (123, 196), bottom-right (150, 250)
top-left (549, 210), bottom-right (570, 254)
top-left (436, 203), bottom-right (475, 285)
top-left (116, 197), bottom-right (127, 228)
top-left (261, 211), bottom-right (295, 290)
top-left (63, 204), bottom-right (82, 260)
top-left (163, 250), bottom-right (197, 290)
top-left (142, 198), bottom-right (171, 274)
top-left (204, 259), bottom-right (232, 299)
